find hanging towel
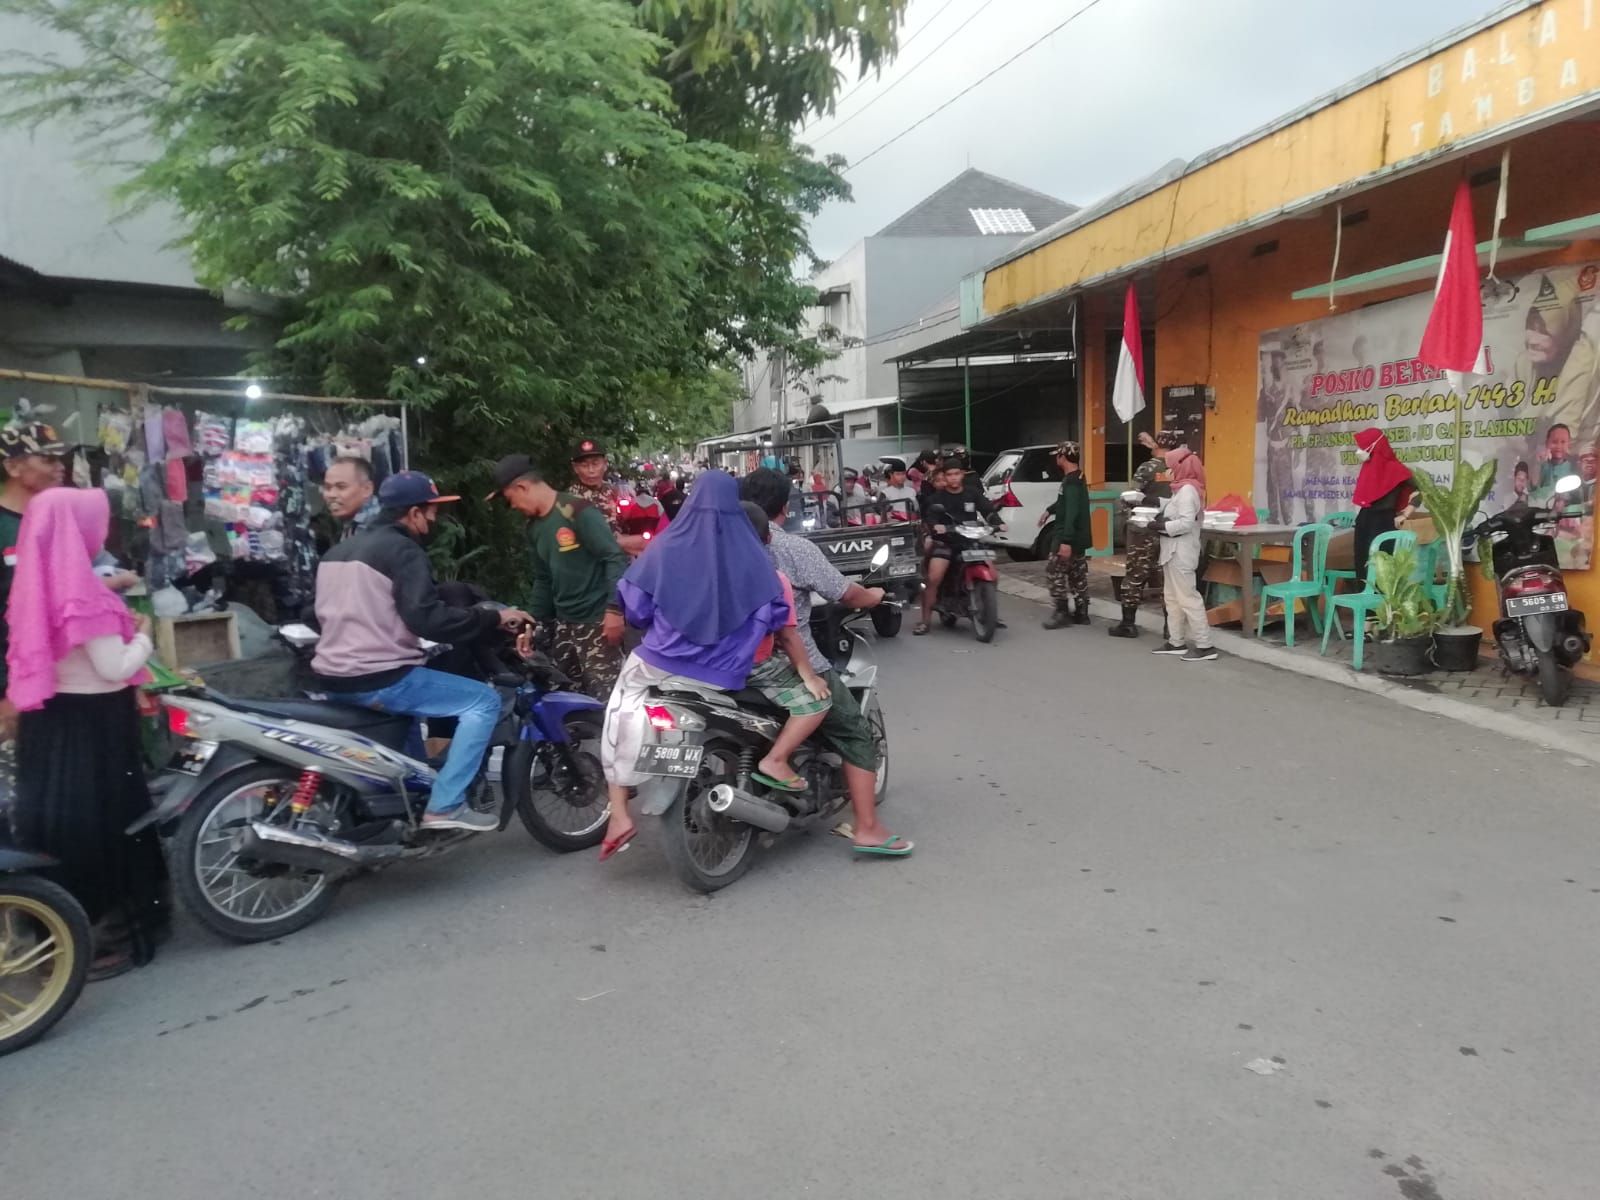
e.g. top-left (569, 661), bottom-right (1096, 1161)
top-left (144, 405), bottom-right (167, 461)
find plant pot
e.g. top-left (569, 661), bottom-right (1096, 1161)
top-left (1431, 626), bottom-right (1483, 672)
top-left (1366, 634), bottom-right (1433, 676)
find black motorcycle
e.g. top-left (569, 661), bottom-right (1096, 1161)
top-left (626, 548), bottom-right (894, 892)
top-left (0, 848), bottom-right (90, 1055)
top-left (1468, 480), bottom-right (1592, 706)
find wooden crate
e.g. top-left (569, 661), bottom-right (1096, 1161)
top-left (155, 611), bottom-right (241, 670)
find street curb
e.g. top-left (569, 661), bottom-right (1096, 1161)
top-left (995, 573), bottom-right (1600, 766)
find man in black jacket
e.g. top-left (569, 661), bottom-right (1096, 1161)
top-left (313, 472), bottom-right (531, 832)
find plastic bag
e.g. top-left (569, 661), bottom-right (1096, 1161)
top-left (1208, 494), bottom-right (1258, 526)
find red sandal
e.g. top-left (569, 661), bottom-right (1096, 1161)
top-left (599, 826), bottom-right (637, 862)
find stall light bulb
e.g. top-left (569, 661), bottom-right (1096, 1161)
top-left (415, 356), bottom-right (427, 366)
top-left (245, 384), bottom-right (263, 400)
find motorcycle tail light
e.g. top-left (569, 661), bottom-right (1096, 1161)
top-left (644, 704), bottom-right (677, 731)
top-left (166, 704), bottom-right (193, 737)
top-left (999, 488), bottom-right (1024, 508)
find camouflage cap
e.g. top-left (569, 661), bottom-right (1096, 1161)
top-left (1154, 430), bottom-right (1182, 450)
top-left (1052, 441), bottom-right (1081, 462)
top-left (0, 422), bottom-right (66, 459)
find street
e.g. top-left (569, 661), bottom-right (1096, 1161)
top-left (5, 593), bottom-right (1599, 1200)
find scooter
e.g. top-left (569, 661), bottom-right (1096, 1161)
top-left (925, 504), bottom-right (1002, 643)
top-left (1467, 475), bottom-right (1592, 706)
top-left (625, 546), bottom-right (895, 893)
top-left (0, 849), bottom-right (90, 1056)
top-left (144, 632), bottom-right (607, 942)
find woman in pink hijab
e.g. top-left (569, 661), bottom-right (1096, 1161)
top-left (7, 488), bottom-right (168, 979)
top-left (1152, 447), bottom-right (1217, 662)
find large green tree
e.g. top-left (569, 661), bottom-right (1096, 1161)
top-left (1, 0), bottom-right (905, 587)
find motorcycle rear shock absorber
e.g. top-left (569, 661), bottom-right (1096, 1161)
top-left (288, 768), bottom-right (324, 821)
top-left (736, 747), bottom-right (757, 790)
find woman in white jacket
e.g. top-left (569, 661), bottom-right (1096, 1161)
top-left (1151, 448), bottom-right (1217, 661)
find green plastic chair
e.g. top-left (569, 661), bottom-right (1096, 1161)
top-left (1256, 523), bottom-right (1334, 646)
top-left (1320, 530), bottom-right (1417, 668)
top-left (1323, 510), bottom-right (1357, 528)
top-left (1415, 540), bottom-right (1449, 610)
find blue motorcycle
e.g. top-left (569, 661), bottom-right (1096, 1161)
top-left (144, 645), bottom-right (606, 943)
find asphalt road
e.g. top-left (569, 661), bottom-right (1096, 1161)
top-left (5, 596), bottom-right (1599, 1200)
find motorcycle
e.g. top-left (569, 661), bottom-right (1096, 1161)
top-left (627, 546), bottom-right (895, 893)
top-left (145, 629), bottom-right (609, 942)
top-left (925, 504), bottom-right (1002, 643)
top-left (0, 848), bottom-right (90, 1056)
top-left (1467, 475), bottom-right (1592, 706)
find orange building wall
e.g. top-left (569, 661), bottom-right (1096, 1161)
top-left (1147, 121), bottom-right (1600, 651)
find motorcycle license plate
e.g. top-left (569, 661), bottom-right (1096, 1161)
top-left (961, 549), bottom-right (995, 562)
top-left (634, 742), bottom-right (705, 778)
top-left (1507, 592), bottom-right (1568, 616)
top-left (169, 740), bottom-right (218, 775)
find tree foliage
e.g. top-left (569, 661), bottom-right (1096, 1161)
top-left (0, 0), bottom-right (906, 490)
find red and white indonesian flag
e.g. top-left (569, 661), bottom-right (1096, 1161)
top-left (1418, 179), bottom-right (1490, 378)
top-left (1111, 282), bottom-right (1146, 424)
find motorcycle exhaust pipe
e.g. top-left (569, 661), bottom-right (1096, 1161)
top-left (706, 784), bottom-right (792, 834)
top-left (238, 822), bottom-right (407, 876)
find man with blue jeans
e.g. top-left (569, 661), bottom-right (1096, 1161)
top-left (312, 472), bottom-right (532, 832)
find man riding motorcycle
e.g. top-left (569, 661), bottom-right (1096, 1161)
top-left (311, 471), bottom-right (532, 833)
top-left (916, 461), bottom-right (1003, 636)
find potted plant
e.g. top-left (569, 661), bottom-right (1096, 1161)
top-left (1407, 449), bottom-right (1496, 671)
top-left (1366, 545), bottom-right (1440, 676)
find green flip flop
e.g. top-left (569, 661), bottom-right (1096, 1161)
top-left (751, 770), bottom-right (807, 793)
top-left (852, 837), bottom-right (914, 857)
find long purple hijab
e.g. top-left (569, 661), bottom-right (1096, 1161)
top-left (619, 470), bottom-right (782, 645)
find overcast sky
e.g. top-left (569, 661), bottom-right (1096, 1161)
top-left (802, 0), bottom-right (1509, 260)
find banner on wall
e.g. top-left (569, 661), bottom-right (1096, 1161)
top-left (1255, 260), bottom-right (1600, 569)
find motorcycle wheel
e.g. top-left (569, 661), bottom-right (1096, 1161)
top-left (864, 693), bottom-right (890, 805)
top-left (508, 714), bottom-right (608, 852)
top-left (870, 605), bottom-right (903, 639)
top-left (972, 580), bottom-right (999, 643)
top-left (174, 765), bottom-right (341, 944)
top-left (658, 744), bottom-right (756, 894)
top-left (1537, 651), bottom-right (1573, 707)
top-left (0, 875), bottom-right (89, 1056)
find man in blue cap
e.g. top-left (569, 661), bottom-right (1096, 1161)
top-left (312, 471), bottom-right (532, 832)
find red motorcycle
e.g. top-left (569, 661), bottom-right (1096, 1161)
top-left (925, 505), bottom-right (1001, 643)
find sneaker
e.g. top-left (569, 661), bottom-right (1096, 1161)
top-left (421, 805), bottom-right (498, 833)
top-left (1151, 642), bottom-right (1187, 655)
top-left (1182, 647), bottom-right (1219, 662)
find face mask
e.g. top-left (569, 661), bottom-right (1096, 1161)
top-left (1355, 448), bottom-right (1371, 462)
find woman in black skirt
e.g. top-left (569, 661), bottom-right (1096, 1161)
top-left (7, 488), bottom-right (168, 979)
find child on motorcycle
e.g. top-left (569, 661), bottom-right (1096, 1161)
top-left (741, 502), bottom-right (833, 792)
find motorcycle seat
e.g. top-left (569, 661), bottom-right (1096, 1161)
top-left (728, 688), bottom-right (790, 718)
top-left (224, 695), bottom-right (415, 739)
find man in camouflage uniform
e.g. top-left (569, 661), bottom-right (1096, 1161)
top-left (489, 454), bottom-right (628, 700)
top-left (1040, 442), bottom-right (1093, 629)
top-left (1109, 430), bottom-right (1181, 638)
top-left (569, 436), bottom-right (649, 556)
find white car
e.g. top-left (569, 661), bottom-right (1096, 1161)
top-left (981, 445), bottom-right (1064, 560)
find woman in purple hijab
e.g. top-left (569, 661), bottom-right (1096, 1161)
top-left (597, 470), bottom-right (789, 860)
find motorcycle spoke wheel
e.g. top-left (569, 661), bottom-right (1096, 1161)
top-left (679, 752), bottom-right (752, 878)
top-left (192, 781), bottom-right (329, 927)
top-left (528, 749), bottom-right (608, 837)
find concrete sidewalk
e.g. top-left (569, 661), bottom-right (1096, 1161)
top-left (997, 557), bottom-right (1600, 765)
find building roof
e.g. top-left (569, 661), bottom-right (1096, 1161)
top-left (874, 168), bottom-right (1076, 239)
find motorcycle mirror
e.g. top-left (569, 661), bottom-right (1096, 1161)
top-left (1555, 474), bottom-right (1582, 494)
top-left (869, 544), bottom-right (891, 570)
